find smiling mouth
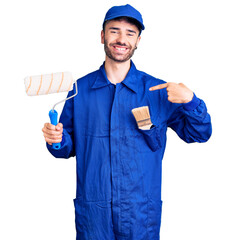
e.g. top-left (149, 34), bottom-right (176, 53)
top-left (112, 45), bottom-right (129, 52)
top-left (114, 46), bottom-right (127, 51)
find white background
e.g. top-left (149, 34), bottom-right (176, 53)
top-left (0, 0), bottom-right (235, 239)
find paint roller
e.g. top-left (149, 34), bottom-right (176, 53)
top-left (24, 72), bottom-right (78, 150)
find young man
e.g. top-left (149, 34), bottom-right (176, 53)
top-left (42, 4), bottom-right (212, 240)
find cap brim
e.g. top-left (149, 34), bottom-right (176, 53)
top-left (104, 14), bottom-right (145, 30)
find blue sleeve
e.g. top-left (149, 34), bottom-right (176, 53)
top-left (47, 89), bottom-right (75, 158)
top-left (167, 93), bottom-right (212, 143)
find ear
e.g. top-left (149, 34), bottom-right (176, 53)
top-left (101, 30), bottom-right (105, 44)
top-left (136, 36), bottom-right (141, 47)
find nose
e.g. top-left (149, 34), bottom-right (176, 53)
top-left (116, 32), bottom-right (127, 45)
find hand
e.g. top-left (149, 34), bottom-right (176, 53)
top-left (42, 123), bottom-right (63, 145)
top-left (149, 82), bottom-right (194, 103)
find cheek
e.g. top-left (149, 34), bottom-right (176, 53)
top-left (130, 40), bottom-right (138, 48)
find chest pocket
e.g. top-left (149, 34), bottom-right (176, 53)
top-left (136, 124), bottom-right (162, 152)
top-left (120, 124), bottom-right (162, 153)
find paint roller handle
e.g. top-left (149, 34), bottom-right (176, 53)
top-left (49, 109), bottom-right (61, 150)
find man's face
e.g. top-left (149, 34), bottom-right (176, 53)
top-left (101, 20), bottom-right (141, 63)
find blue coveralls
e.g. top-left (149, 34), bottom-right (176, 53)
top-left (47, 61), bottom-right (212, 240)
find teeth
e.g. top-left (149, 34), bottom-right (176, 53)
top-left (115, 47), bottom-right (126, 51)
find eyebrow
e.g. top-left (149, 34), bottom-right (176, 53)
top-left (127, 29), bottom-right (137, 34)
top-left (109, 27), bottom-right (137, 34)
top-left (109, 27), bottom-right (120, 31)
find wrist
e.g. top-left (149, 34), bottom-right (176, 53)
top-left (183, 93), bottom-right (201, 111)
top-left (183, 91), bottom-right (194, 103)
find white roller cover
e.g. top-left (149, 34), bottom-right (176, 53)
top-left (24, 72), bottom-right (74, 96)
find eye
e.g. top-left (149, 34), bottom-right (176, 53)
top-left (127, 33), bottom-right (134, 37)
top-left (111, 31), bottom-right (118, 34)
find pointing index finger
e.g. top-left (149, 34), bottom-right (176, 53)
top-left (149, 83), bottom-right (168, 91)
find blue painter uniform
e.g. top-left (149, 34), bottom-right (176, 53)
top-left (47, 61), bottom-right (212, 240)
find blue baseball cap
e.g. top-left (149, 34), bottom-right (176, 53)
top-left (103, 4), bottom-right (145, 31)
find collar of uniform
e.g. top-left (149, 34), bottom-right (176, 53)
top-left (91, 61), bottom-right (138, 93)
top-left (91, 63), bottom-right (111, 89)
top-left (121, 61), bottom-right (138, 93)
